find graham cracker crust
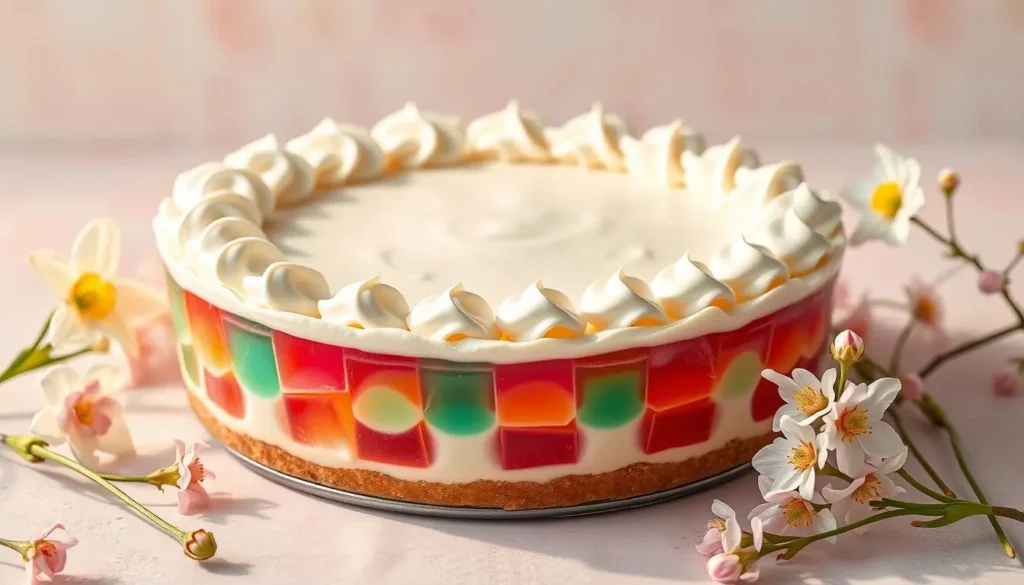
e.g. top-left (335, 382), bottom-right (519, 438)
top-left (190, 394), bottom-right (773, 510)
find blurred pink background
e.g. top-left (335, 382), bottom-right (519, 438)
top-left (3, 0), bottom-right (1024, 151)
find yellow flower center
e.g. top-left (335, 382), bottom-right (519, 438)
top-left (914, 296), bottom-right (938, 324)
top-left (787, 441), bottom-right (818, 472)
top-left (794, 386), bottom-right (829, 416)
top-left (870, 181), bottom-right (903, 220)
top-left (709, 518), bottom-right (727, 532)
top-left (782, 498), bottom-right (815, 528)
top-left (836, 406), bottom-right (869, 442)
top-left (853, 473), bottom-right (884, 504)
top-left (69, 272), bottom-right (117, 321)
top-left (73, 399), bottom-right (95, 426)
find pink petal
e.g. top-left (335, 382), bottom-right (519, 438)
top-left (178, 484), bottom-right (211, 515)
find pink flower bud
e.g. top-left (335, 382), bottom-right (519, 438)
top-left (707, 553), bottom-right (744, 583)
top-left (993, 369), bottom-right (1019, 398)
top-left (831, 329), bottom-right (865, 363)
top-left (977, 270), bottom-right (1005, 295)
top-left (900, 373), bottom-right (924, 402)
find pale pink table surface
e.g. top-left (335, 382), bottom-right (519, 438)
top-left (0, 145), bottom-right (1022, 584)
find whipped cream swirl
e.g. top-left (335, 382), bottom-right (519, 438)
top-left (496, 281), bottom-right (586, 341)
top-left (734, 161), bottom-right (804, 202)
top-left (466, 100), bottom-right (550, 162)
top-left (246, 261), bottom-right (330, 318)
top-left (371, 103), bottom-right (465, 168)
top-left (621, 120), bottom-right (705, 187)
top-left (681, 136), bottom-right (759, 196)
top-left (172, 162), bottom-right (275, 219)
top-left (708, 237), bottom-right (789, 301)
top-left (176, 192), bottom-right (262, 260)
top-left (225, 135), bottom-right (316, 206)
top-left (214, 237), bottom-right (285, 299)
top-left (546, 103), bottom-right (628, 171)
top-left (319, 276), bottom-right (411, 330)
top-left (747, 209), bottom-right (831, 277)
top-left (581, 269), bottom-right (667, 330)
top-left (406, 284), bottom-right (500, 341)
top-left (286, 118), bottom-right (386, 187)
top-left (767, 183), bottom-right (843, 237)
top-left (652, 254), bottom-right (736, 320)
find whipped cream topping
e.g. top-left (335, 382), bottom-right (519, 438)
top-left (285, 118), bottom-right (385, 186)
top-left (652, 254), bottom-right (736, 320)
top-left (319, 275), bottom-right (411, 330)
top-left (214, 237), bottom-right (286, 299)
top-left (371, 103), bottom-right (465, 168)
top-left (748, 208), bottom-right (831, 277)
top-left (767, 183), bottom-right (843, 237)
top-left (734, 161), bottom-right (804, 202)
top-left (581, 269), bottom-right (668, 330)
top-left (172, 162), bottom-right (274, 219)
top-left (407, 284), bottom-right (500, 341)
top-left (496, 281), bottom-right (586, 341)
top-left (247, 261), bottom-right (330, 317)
top-left (709, 237), bottom-right (790, 302)
top-left (176, 193), bottom-right (262, 261)
top-left (621, 119), bottom-right (706, 187)
top-left (193, 217), bottom-right (267, 278)
top-left (466, 100), bottom-right (550, 162)
top-left (681, 136), bottom-right (760, 196)
top-left (224, 135), bottom-right (316, 206)
top-left (546, 103), bottom-right (628, 171)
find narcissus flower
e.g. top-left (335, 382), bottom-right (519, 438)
top-left (841, 144), bottom-right (925, 247)
top-left (28, 218), bottom-right (166, 356)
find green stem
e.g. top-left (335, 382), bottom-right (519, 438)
top-left (835, 361), bottom-right (849, 399)
top-left (0, 344), bottom-right (93, 384)
top-left (760, 508), bottom-right (936, 558)
top-left (919, 325), bottom-right (1021, 379)
top-left (0, 311), bottom-right (55, 383)
top-left (889, 318), bottom-right (916, 375)
top-left (897, 469), bottom-right (955, 503)
top-left (1004, 252), bottom-right (1022, 277)
top-left (946, 425), bottom-right (1016, 559)
top-left (0, 537), bottom-right (30, 561)
top-left (888, 409), bottom-right (956, 498)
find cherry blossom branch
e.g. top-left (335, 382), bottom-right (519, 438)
top-left (945, 424), bottom-right (1016, 558)
top-left (889, 318), bottom-right (916, 375)
top-left (887, 408), bottom-right (956, 498)
top-left (919, 324), bottom-right (1019, 378)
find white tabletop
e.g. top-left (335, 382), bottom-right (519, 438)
top-left (0, 145), bottom-right (1022, 584)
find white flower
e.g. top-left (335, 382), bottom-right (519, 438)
top-left (696, 500), bottom-right (741, 556)
top-left (28, 218), bottom-right (166, 356)
top-left (749, 476), bottom-right (837, 543)
top-left (840, 144), bottom-right (925, 247)
top-left (29, 364), bottom-right (135, 468)
top-left (823, 378), bottom-right (905, 476)
top-left (751, 416), bottom-right (827, 500)
top-left (706, 513), bottom-right (763, 583)
top-left (761, 367), bottom-right (837, 432)
top-left (823, 447), bottom-right (908, 532)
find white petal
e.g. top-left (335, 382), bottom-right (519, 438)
top-left (28, 252), bottom-right (76, 297)
top-left (836, 441), bottom-right (866, 477)
top-left (39, 365), bottom-right (79, 405)
top-left (770, 466), bottom-right (803, 495)
top-left (876, 446), bottom-right (909, 475)
top-left (815, 508), bottom-right (838, 544)
top-left (822, 477), bottom-right (865, 503)
top-left (840, 178), bottom-right (876, 208)
top-left (98, 313), bottom-right (139, 357)
top-left (49, 304), bottom-right (98, 351)
top-left (883, 216), bottom-right (911, 246)
top-left (762, 369), bottom-right (800, 401)
top-left (773, 404), bottom-right (803, 432)
top-left (797, 470), bottom-right (816, 500)
top-left (711, 499), bottom-right (736, 521)
top-left (850, 214), bottom-right (891, 246)
top-left (859, 421), bottom-right (904, 459)
top-left (69, 434), bottom-right (101, 469)
top-left (112, 279), bottom-right (167, 323)
top-left (819, 369), bottom-right (837, 399)
top-left (29, 407), bottom-right (66, 444)
top-left (874, 144), bottom-right (902, 179)
top-left (723, 517), bottom-right (741, 553)
top-left (748, 502), bottom-right (775, 520)
top-left (781, 416), bottom-right (816, 443)
top-left (85, 363), bottom-right (127, 394)
top-left (901, 157), bottom-right (922, 192)
top-left (791, 368), bottom-right (819, 389)
top-left (756, 475), bottom-right (774, 499)
top-left (750, 516), bottom-right (764, 552)
top-left (816, 432), bottom-right (830, 468)
top-left (95, 412), bottom-right (136, 458)
top-left (752, 439), bottom-right (790, 475)
top-left (71, 218), bottom-right (120, 277)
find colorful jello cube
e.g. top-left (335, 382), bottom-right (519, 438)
top-left (494, 360), bottom-right (574, 427)
top-left (283, 391), bottom-right (356, 448)
top-left (640, 398), bottom-right (718, 454)
top-left (183, 291), bottom-right (231, 373)
top-left (647, 338), bottom-right (717, 411)
top-left (273, 331), bottom-right (346, 391)
top-left (223, 316), bottom-right (280, 399)
top-left (714, 320), bottom-right (772, 400)
top-left (166, 275), bottom-right (189, 340)
top-left (421, 361), bottom-right (496, 436)
top-left (355, 420), bottom-right (433, 468)
top-left (178, 343), bottom-right (200, 390)
top-left (498, 422), bottom-right (578, 470)
top-left (575, 349), bottom-right (647, 429)
top-left (764, 302), bottom-right (805, 373)
top-left (801, 289), bottom-right (831, 358)
top-left (204, 369), bottom-right (245, 419)
top-left (751, 376), bottom-right (785, 423)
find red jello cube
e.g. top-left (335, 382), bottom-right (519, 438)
top-left (647, 337), bottom-right (717, 411)
top-left (494, 359), bottom-right (574, 427)
top-left (273, 331), bottom-right (347, 391)
top-left (764, 303), bottom-right (805, 373)
top-left (498, 422), bottom-right (578, 470)
top-left (184, 291), bottom-right (231, 373)
top-left (802, 289), bottom-right (831, 359)
top-left (204, 369), bottom-right (245, 419)
top-left (641, 398), bottom-right (718, 454)
top-left (716, 318), bottom-right (773, 373)
top-left (283, 391), bottom-right (355, 448)
top-left (751, 377), bottom-right (785, 422)
top-left (355, 420), bottom-right (433, 468)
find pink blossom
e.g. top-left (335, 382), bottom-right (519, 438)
top-left (977, 270), bottom-right (1005, 295)
top-left (834, 294), bottom-right (871, 343)
top-left (27, 523), bottom-right (78, 584)
top-left (992, 369), bottom-right (1019, 398)
top-left (707, 554), bottom-right (744, 583)
top-left (126, 313), bottom-right (180, 388)
top-left (905, 277), bottom-right (945, 342)
top-left (175, 440), bottom-right (215, 515)
top-left (900, 373), bottom-right (925, 402)
top-left (831, 329), bottom-right (865, 363)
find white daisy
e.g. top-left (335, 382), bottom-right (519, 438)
top-left (28, 218), bottom-right (166, 356)
top-left (761, 367), bottom-right (837, 432)
top-left (749, 475), bottom-right (837, 542)
top-left (29, 363), bottom-right (135, 468)
top-left (823, 378), bottom-right (905, 476)
top-left (823, 447), bottom-right (908, 532)
top-left (696, 500), bottom-right (742, 556)
top-left (840, 144), bottom-right (925, 247)
top-left (751, 416), bottom-right (828, 500)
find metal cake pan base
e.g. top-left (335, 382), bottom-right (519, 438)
top-left (226, 446), bottom-right (753, 519)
